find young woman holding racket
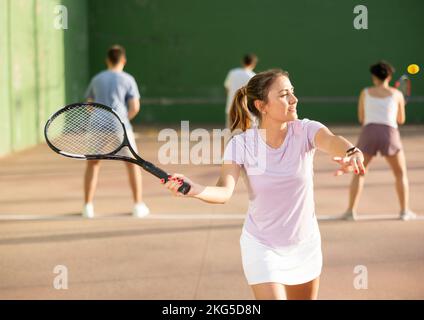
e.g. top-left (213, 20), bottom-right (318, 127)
top-left (342, 61), bottom-right (417, 221)
top-left (162, 69), bottom-right (365, 300)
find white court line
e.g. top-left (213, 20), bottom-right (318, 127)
top-left (0, 213), bottom-right (422, 221)
top-left (144, 214), bottom-right (245, 220)
top-left (319, 214), bottom-right (424, 221)
top-left (0, 214), bottom-right (245, 221)
top-left (0, 214), bottom-right (80, 221)
top-left (355, 214), bottom-right (399, 220)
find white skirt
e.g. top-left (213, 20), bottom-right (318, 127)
top-left (240, 229), bottom-right (322, 285)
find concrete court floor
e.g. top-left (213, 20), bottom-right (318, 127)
top-left (0, 125), bottom-right (423, 299)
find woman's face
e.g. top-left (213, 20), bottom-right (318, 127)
top-left (260, 75), bottom-right (298, 123)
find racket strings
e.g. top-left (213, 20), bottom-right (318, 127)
top-left (396, 75), bottom-right (411, 98)
top-left (46, 105), bottom-right (125, 156)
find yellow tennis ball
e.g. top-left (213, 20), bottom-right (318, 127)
top-left (407, 64), bottom-right (420, 75)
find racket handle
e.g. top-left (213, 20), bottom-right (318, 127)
top-left (177, 181), bottom-right (191, 195)
top-left (142, 161), bottom-right (191, 195)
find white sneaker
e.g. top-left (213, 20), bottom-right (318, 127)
top-left (133, 202), bottom-right (150, 218)
top-left (341, 210), bottom-right (356, 221)
top-left (82, 203), bottom-right (95, 219)
top-left (400, 210), bottom-right (417, 221)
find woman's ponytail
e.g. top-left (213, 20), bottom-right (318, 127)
top-left (229, 86), bottom-right (252, 132)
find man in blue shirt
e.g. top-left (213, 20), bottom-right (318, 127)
top-left (83, 45), bottom-right (150, 218)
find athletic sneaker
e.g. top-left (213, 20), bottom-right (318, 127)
top-left (341, 210), bottom-right (357, 221)
top-left (400, 210), bottom-right (417, 221)
top-left (133, 202), bottom-right (150, 218)
top-left (82, 203), bottom-right (95, 219)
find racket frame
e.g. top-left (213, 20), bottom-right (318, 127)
top-left (394, 74), bottom-right (411, 102)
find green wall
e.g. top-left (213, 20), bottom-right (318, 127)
top-left (0, 0), bottom-right (89, 157)
top-left (0, 0), bottom-right (11, 155)
top-left (1, 0), bottom-right (423, 157)
top-left (87, 0), bottom-right (424, 124)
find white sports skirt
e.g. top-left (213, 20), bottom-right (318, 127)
top-left (240, 229), bottom-right (322, 286)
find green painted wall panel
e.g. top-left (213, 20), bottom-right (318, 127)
top-left (9, 0), bottom-right (38, 150)
top-left (34, 0), bottom-right (66, 141)
top-left (0, 0), bottom-right (88, 156)
top-left (0, 0), bottom-right (12, 156)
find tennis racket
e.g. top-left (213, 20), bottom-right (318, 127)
top-left (394, 74), bottom-right (411, 103)
top-left (44, 102), bottom-right (191, 194)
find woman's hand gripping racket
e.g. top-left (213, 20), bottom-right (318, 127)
top-left (44, 102), bottom-right (191, 194)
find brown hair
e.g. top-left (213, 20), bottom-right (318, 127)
top-left (107, 45), bottom-right (126, 65)
top-left (243, 53), bottom-right (258, 66)
top-left (229, 69), bottom-right (289, 131)
top-left (369, 60), bottom-right (395, 81)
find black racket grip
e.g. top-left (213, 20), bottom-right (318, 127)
top-left (177, 181), bottom-right (191, 195)
top-left (142, 161), bottom-right (191, 195)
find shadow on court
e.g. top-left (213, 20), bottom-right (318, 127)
top-left (0, 125), bottom-right (423, 299)
top-left (0, 223), bottom-right (241, 246)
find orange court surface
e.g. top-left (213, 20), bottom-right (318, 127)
top-left (0, 125), bottom-right (423, 299)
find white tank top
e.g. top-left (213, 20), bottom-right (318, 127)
top-left (363, 88), bottom-right (398, 128)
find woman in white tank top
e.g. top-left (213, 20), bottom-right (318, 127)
top-left (343, 61), bottom-right (416, 221)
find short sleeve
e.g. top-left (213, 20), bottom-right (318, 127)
top-left (125, 76), bottom-right (141, 101)
top-left (223, 135), bottom-right (245, 165)
top-left (84, 80), bottom-right (94, 101)
top-left (224, 71), bottom-right (231, 89)
top-left (302, 119), bottom-right (326, 149)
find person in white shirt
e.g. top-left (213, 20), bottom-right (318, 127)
top-left (342, 61), bottom-right (417, 221)
top-left (224, 54), bottom-right (258, 128)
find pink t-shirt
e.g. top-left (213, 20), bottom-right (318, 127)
top-left (223, 119), bottom-right (325, 248)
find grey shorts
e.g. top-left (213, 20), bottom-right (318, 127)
top-left (357, 123), bottom-right (402, 157)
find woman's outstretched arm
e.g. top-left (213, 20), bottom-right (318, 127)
top-left (163, 162), bottom-right (241, 204)
top-left (314, 127), bottom-right (366, 176)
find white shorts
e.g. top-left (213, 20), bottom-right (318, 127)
top-left (240, 229), bottom-right (322, 286)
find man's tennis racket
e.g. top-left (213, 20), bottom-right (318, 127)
top-left (394, 74), bottom-right (411, 103)
top-left (44, 102), bottom-right (191, 194)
